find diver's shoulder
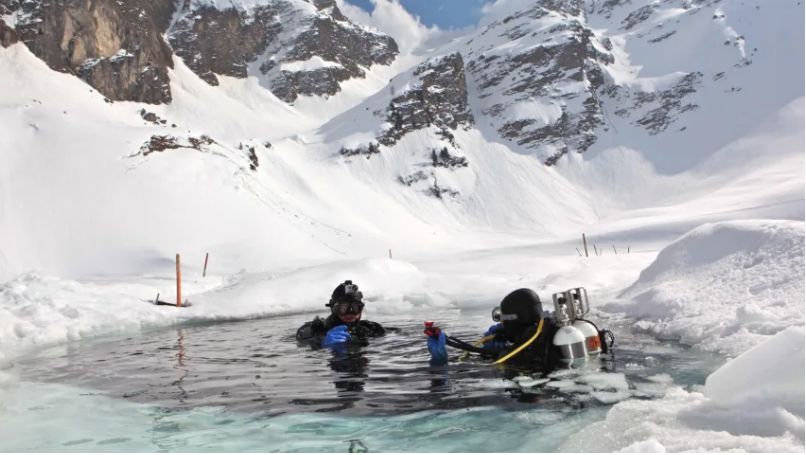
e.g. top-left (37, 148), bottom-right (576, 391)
top-left (358, 319), bottom-right (386, 336)
top-left (296, 315), bottom-right (327, 341)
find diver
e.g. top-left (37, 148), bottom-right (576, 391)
top-left (296, 280), bottom-right (385, 348)
top-left (425, 288), bottom-right (614, 373)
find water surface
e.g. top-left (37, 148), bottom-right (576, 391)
top-left (4, 310), bottom-right (723, 452)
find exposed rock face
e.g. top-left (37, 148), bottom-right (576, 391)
top-left (610, 72), bottom-right (702, 135)
top-left (168, 0), bottom-right (398, 102)
top-left (169, 3), bottom-right (286, 86)
top-left (339, 142), bottom-right (380, 158)
top-left (1, 0), bottom-right (175, 103)
top-left (0, 21), bottom-right (17, 47)
top-left (0, 3), bottom-right (17, 47)
top-left (379, 53), bottom-right (474, 146)
top-left (465, 0), bottom-right (614, 164)
top-left (430, 147), bottom-right (468, 169)
top-left (3, 0), bottom-right (397, 104)
top-left (137, 134), bottom-right (216, 156)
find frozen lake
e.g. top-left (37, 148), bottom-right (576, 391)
top-left (3, 310), bottom-right (723, 452)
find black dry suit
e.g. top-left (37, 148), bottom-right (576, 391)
top-left (296, 314), bottom-right (385, 346)
top-left (448, 289), bottom-right (560, 373)
top-left (295, 280), bottom-right (385, 347)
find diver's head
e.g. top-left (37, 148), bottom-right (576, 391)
top-left (497, 288), bottom-right (543, 337)
top-left (327, 280), bottom-right (365, 324)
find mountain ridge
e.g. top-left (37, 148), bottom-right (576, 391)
top-left (0, 0), bottom-right (802, 280)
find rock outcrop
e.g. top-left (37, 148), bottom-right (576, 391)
top-left (168, 3), bottom-right (286, 86)
top-left (0, 3), bottom-right (17, 47)
top-left (1, 0), bottom-right (175, 103)
top-left (464, 0), bottom-right (614, 164)
top-left (1, 0), bottom-right (397, 104)
top-left (168, 0), bottom-right (398, 102)
top-left (379, 52), bottom-right (474, 147)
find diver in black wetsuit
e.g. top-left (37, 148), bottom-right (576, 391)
top-left (296, 280), bottom-right (385, 348)
top-left (426, 288), bottom-right (561, 373)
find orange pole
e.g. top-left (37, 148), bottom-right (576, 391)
top-left (203, 252), bottom-right (209, 277)
top-left (176, 253), bottom-right (181, 307)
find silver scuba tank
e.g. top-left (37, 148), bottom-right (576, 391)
top-left (551, 291), bottom-right (587, 367)
top-left (568, 287), bottom-right (602, 356)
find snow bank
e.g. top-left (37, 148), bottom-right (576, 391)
top-left (0, 273), bottom-right (176, 367)
top-left (562, 326), bottom-right (805, 452)
top-left (191, 257), bottom-right (449, 318)
top-left (703, 325), bottom-right (805, 419)
top-left (0, 258), bottom-right (449, 366)
top-left (606, 220), bottom-right (805, 356)
top-left (565, 221), bottom-right (806, 452)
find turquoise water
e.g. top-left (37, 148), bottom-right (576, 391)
top-left (1, 311), bottom-right (723, 452)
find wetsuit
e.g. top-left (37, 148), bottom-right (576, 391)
top-left (296, 314), bottom-right (385, 347)
top-left (447, 318), bottom-right (561, 373)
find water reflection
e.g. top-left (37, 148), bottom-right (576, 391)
top-left (329, 347), bottom-right (369, 396)
top-left (173, 329), bottom-right (188, 403)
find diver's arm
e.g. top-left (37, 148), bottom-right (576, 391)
top-left (358, 320), bottom-right (386, 337)
top-left (427, 331), bottom-right (448, 365)
top-left (296, 317), bottom-right (327, 347)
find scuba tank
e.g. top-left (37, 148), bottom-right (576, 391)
top-left (551, 291), bottom-right (587, 367)
top-left (568, 287), bottom-right (602, 356)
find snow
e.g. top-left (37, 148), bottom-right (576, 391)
top-left (0, 0), bottom-right (804, 451)
top-left (279, 56), bottom-right (343, 72)
top-left (562, 327), bottom-right (806, 453)
top-left (508, 98), bottom-right (563, 125)
top-left (190, 0), bottom-right (315, 15)
top-left (705, 326), bottom-right (805, 416)
top-left (2, 11), bottom-right (18, 28)
top-left (607, 220), bottom-right (804, 356)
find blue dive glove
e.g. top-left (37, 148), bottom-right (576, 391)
top-left (427, 331), bottom-right (448, 365)
top-left (483, 323), bottom-right (507, 351)
top-left (322, 325), bottom-right (351, 348)
top-left (484, 323), bottom-right (503, 336)
top-left (483, 338), bottom-right (508, 351)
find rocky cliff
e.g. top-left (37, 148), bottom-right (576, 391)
top-left (1, 0), bottom-right (779, 171)
top-left (1, 0), bottom-right (175, 103)
top-left (378, 52), bottom-right (474, 147)
top-left (463, 0), bottom-right (615, 164)
top-left (1, 0), bottom-right (398, 104)
top-left (167, 0), bottom-right (398, 102)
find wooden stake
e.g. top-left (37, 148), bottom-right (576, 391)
top-left (388, 249), bottom-right (392, 259)
top-left (613, 245), bottom-right (617, 254)
top-left (203, 252), bottom-right (209, 277)
top-left (628, 246), bottom-right (631, 254)
top-left (593, 244), bottom-right (598, 256)
top-left (176, 253), bottom-right (181, 308)
top-left (582, 233), bottom-right (589, 257)
top-left (575, 247), bottom-right (582, 256)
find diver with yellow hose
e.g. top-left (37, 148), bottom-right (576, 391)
top-left (425, 289), bottom-right (560, 372)
top-left (426, 288), bottom-right (616, 372)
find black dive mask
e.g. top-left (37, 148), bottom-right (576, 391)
top-left (334, 300), bottom-right (364, 316)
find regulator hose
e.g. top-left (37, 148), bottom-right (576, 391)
top-left (493, 318), bottom-right (544, 365)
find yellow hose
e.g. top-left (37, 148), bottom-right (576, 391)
top-left (493, 319), bottom-right (544, 365)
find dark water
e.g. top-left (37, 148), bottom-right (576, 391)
top-left (16, 311), bottom-right (722, 419)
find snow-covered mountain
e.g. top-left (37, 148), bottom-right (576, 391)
top-left (0, 0), bottom-right (398, 103)
top-left (326, 0), bottom-right (804, 168)
top-left (0, 0), bottom-right (802, 278)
